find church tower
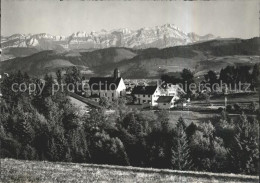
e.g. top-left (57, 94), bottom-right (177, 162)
top-left (114, 68), bottom-right (120, 79)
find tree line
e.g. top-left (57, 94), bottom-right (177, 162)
top-left (161, 64), bottom-right (259, 94)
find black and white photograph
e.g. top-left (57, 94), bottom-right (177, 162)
top-left (0, 0), bottom-right (259, 182)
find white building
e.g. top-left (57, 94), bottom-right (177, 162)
top-left (88, 68), bottom-right (126, 101)
top-left (159, 83), bottom-right (185, 97)
top-left (157, 96), bottom-right (176, 109)
top-left (132, 85), bottom-right (161, 106)
top-left (131, 82), bottom-right (186, 107)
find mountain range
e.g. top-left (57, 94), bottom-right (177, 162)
top-left (1, 24), bottom-right (219, 60)
top-left (1, 37), bottom-right (259, 79)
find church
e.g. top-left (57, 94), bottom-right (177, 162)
top-left (88, 68), bottom-right (126, 101)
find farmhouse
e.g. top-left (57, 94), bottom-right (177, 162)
top-left (89, 68), bottom-right (126, 101)
top-left (157, 96), bottom-right (176, 109)
top-left (160, 83), bottom-right (185, 97)
top-left (132, 85), bottom-right (161, 106)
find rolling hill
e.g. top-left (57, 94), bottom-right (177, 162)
top-left (0, 37), bottom-right (259, 78)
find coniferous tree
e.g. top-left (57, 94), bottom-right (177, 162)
top-left (228, 113), bottom-right (259, 175)
top-left (171, 117), bottom-right (193, 170)
top-left (251, 64), bottom-right (259, 90)
top-left (42, 74), bottom-right (54, 98)
top-left (56, 69), bottom-right (62, 85)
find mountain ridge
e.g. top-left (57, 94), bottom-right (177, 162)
top-left (1, 37), bottom-right (259, 79)
top-left (1, 24), bottom-right (219, 52)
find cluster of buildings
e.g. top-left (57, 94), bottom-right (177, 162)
top-left (0, 69), bottom-right (186, 110)
top-left (87, 68), bottom-right (185, 109)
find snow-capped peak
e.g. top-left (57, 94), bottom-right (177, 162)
top-left (1, 24), bottom-right (218, 50)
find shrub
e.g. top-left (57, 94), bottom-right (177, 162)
top-left (226, 105), bottom-right (233, 112)
top-left (217, 107), bottom-right (224, 113)
top-left (248, 102), bottom-right (257, 112)
top-left (233, 103), bottom-right (241, 112)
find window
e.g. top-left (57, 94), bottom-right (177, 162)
top-left (164, 104), bottom-right (166, 105)
top-left (112, 93), bottom-right (114, 97)
top-left (143, 100), bottom-right (146, 103)
top-left (148, 100), bottom-right (151, 103)
top-left (148, 95), bottom-right (150, 97)
top-left (143, 94), bottom-right (145, 97)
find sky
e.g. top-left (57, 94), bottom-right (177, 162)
top-left (2, 0), bottom-right (259, 39)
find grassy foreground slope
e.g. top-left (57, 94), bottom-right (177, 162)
top-left (0, 159), bottom-right (258, 183)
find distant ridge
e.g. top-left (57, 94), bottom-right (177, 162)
top-left (1, 37), bottom-right (259, 79)
top-left (1, 24), bottom-right (219, 52)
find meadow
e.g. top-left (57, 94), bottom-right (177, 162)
top-left (1, 159), bottom-right (258, 183)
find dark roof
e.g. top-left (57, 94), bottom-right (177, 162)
top-left (89, 77), bottom-right (121, 90)
top-left (132, 85), bottom-right (157, 95)
top-left (69, 92), bottom-right (101, 109)
top-left (157, 96), bottom-right (174, 103)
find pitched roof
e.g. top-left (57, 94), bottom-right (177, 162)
top-left (160, 83), bottom-right (186, 94)
top-left (132, 85), bottom-right (157, 95)
top-left (69, 92), bottom-right (101, 109)
top-left (89, 77), bottom-right (121, 90)
top-left (157, 96), bottom-right (174, 103)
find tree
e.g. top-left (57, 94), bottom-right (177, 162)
top-left (189, 121), bottom-right (228, 172)
top-left (204, 70), bottom-right (218, 88)
top-left (67, 128), bottom-right (90, 163)
top-left (181, 69), bottom-right (194, 83)
top-left (56, 69), bottom-right (62, 85)
top-left (1, 71), bottom-right (29, 104)
top-left (228, 113), bottom-right (259, 175)
top-left (171, 117), bottom-right (193, 170)
top-left (85, 108), bottom-right (107, 131)
top-left (181, 69), bottom-right (194, 96)
top-left (156, 110), bottom-right (170, 133)
top-left (236, 66), bottom-right (251, 83)
top-left (226, 105), bottom-right (233, 112)
top-left (99, 97), bottom-right (110, 109)
top-left (251, 64), bottom-right (259, 90)
top-left (233, 103), bottom-right (242, 113)
top-left (219, 66), bottom-right (237, 87)
top-left (89, 131), bottom-right (129, 166)
top-left (65, 66), bottom-right (81, 94)
top-left (42, 74), bottom-right (54, 98)
top-left (248, 102), bottom-right (257, 112)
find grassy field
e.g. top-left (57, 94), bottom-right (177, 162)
top-left (1, 159), bottom-right (258, 183)
top-left (192, 93), bottom-right (259, 106)
top-left (168, 111), bottom-right (218, 125)
top-left (155, 110), bottom-right (255, 129)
